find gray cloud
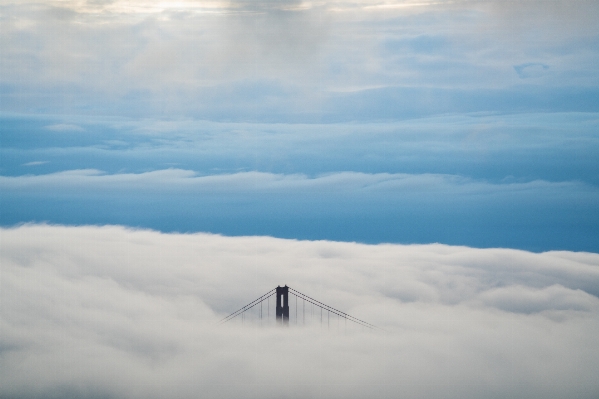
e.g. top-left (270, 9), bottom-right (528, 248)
top-left (1, 224), bottom-right (598, 398)
top-left (484, 0), bottom-right (599, 36)
top-left (2, 0), bottom-right (598, 118)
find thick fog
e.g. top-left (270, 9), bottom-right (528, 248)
top-left (1, 224), bottom-right (598, 398)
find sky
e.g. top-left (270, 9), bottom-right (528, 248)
top-left (1, 0), bottom-right (599, 397)
top-left (1, 0), bottom-right (599, 251)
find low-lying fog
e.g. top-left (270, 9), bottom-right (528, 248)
top-left (1, 224), bottom-right (598, 398)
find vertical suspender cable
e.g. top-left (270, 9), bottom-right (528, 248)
top-left (220, 286), bottom-right (381, 330)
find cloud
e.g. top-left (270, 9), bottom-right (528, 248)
top-left (2, 0), bottom-right (598, 119)
top-left (1, 224), bottom-right (598, 398)
top-left (22, 161), bottom-right (49, 166)
top-left (1, 169), bottom-right (596, 198)
top-left (3, 112), bottom-right (599, 185)
top-left (484, 0), bottom-right (599, 36)
top-left (44, 123), bottom-right (85, 132)
top-left (478, 284), bottom-right (598, 313)
top-left (514, 63), bottom-right (549, 79)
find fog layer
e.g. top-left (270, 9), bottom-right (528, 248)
top-left (1, 224), bottom-right (598, 398)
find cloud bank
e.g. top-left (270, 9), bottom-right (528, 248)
top-left (1, 224), bottom-right (598, 398)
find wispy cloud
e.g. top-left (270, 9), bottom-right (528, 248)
top-left (1, 169), bottom-right (594, 196)
top-left (44, 123), bottom-right (85, 132)
top-left (22, 161), bottom-right (49, 166)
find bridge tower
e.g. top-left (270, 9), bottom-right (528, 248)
top-left (276, 285), bottom-right (289, 325)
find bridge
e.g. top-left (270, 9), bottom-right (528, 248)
top-left (219, 285), bottom-right (382, 331)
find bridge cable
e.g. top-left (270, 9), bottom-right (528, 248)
top-left (288, 287), bottom-right (383, 331)
top-left (219, 289), bottom-right (276, 324)
top-left (220, 286), bottom-right (383, 331)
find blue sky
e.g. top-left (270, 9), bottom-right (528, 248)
top-left (1, 0), bottom-right (599, 251)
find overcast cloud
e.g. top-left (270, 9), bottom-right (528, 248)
top-left (1, 224), bottom-right (598, 399)
top-left (2, 0), bottom-right (599, 119)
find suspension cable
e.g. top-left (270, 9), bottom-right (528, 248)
top-left (221, 292), bottom-right (275, 324)
top-left (219, 286), bottom-right (383, 331)
top-left (288, 287), bottom-right (382, 330)
top-left (219, 289), bottom-right (276, 324)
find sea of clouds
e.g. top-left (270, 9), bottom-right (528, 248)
top-left (1, 224), bottom-right (598, 398)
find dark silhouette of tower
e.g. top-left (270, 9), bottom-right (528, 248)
top-left (276, 285), bottom-right (289, 325)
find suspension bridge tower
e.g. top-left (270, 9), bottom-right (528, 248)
top-left (276, 285), bottom-right (289, 325)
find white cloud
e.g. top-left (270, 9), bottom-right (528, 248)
top-left (44, 123), bottom-right (85, 132)
top-left (22, 161), bottom-right (49, 166)
top-left (1, 224), bottom-right (598, 398)
top-left (1, 169), bottom-right (595, 197)
top-left (477, 284), bottom-right (598, 313)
